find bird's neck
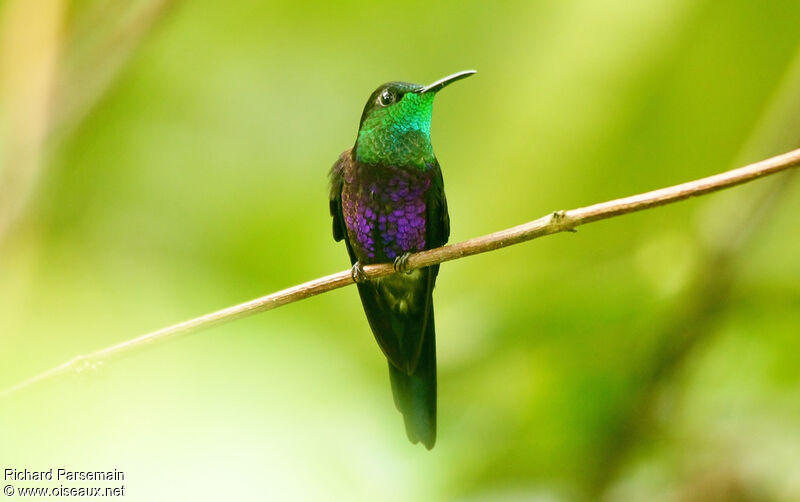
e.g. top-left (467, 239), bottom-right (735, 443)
top-left (355, 129), bottom-right (434, 168)
top-left (354, 93), bottom-right (436, 169)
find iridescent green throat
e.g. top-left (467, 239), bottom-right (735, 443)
top-left (355, 92), bottom-right (436, 168)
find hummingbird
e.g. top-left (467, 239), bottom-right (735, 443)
top-left (329, 70), bottom-right (476, 449)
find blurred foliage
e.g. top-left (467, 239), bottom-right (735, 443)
top-left (2, 1), bottom-right (800, 500)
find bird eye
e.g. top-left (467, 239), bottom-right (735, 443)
top-left (378, 89), bottom-right (395, 107)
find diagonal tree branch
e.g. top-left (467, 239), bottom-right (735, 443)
top-left (2, 146), bottom-right (800, 399)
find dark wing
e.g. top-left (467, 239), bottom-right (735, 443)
top-left (329, 149), bottom-right (350, 243)
top-left (426, 161), bottom-right (450, 250)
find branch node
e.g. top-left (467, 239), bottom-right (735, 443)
top-left (551, 210), bottom-right (577, 232)
top-left (74, 356), bottom-right (103, 374)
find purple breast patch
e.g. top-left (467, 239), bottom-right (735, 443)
top-left (341, 163), bottom-right (431, 262)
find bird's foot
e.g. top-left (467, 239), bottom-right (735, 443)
top-left (393, 252), bottom-right (413, 275)
top-left (351, 261), bottom-right (368, 283)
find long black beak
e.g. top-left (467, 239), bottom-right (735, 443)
top-left (417, 70), bottom-right (477, 94)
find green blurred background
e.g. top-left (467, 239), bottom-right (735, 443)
top-left (2, 0), bottom-right (800, 500)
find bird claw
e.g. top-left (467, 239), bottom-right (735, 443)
top-left (351, 261), bottom-right (368, 283)
top-left (393, 252), bottom-right (413, 275)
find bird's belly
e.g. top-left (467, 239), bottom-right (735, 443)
top-left (341, 167), bottom-right (431, 263)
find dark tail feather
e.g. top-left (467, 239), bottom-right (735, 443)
top-left (388, 309), bottom-right (437, 449)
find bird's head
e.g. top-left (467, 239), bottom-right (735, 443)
top-left (354, 70), bottom-right (476, 168)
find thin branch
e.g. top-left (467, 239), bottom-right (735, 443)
top-left (3, 147), bottom-right (800, 399)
